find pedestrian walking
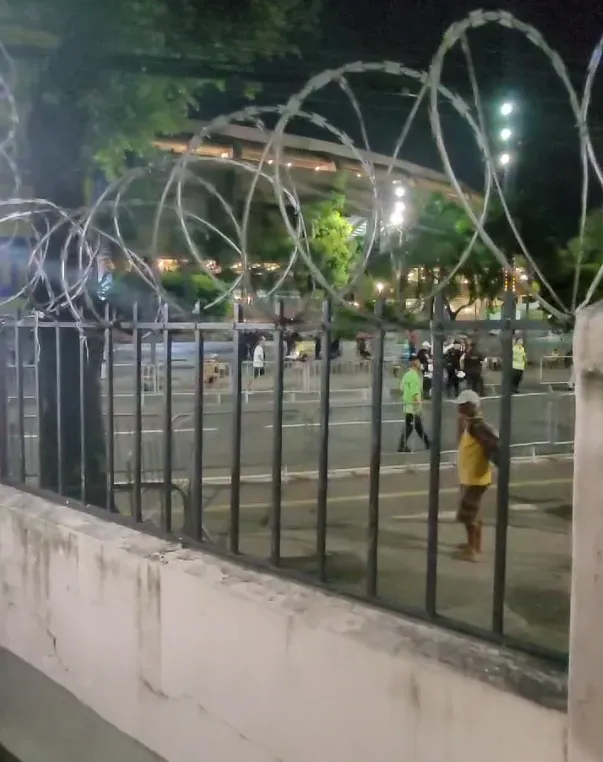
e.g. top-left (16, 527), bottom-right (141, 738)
top-left (249, 335), bottom-right (266, 388)
top-left (462, 340), bottom-right (485, 396)
top-left (397, 356), bottom-right (431, 453)
top-left (452, 389), bottom-right (499, 562)
top-left (512, 337), bottom-right (527, 393)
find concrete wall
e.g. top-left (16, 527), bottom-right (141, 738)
top-left (0, 486), bottom-right (567, 762)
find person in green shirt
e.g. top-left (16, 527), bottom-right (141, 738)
top-left (398, 356), bottom-right (431, 453)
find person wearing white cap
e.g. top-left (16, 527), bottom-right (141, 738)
top-left (417, 341), bottom-right (433, 398)
top-left (452, 389), bottom-right (500, 562)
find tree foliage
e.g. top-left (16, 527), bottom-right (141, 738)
top-left (379, 193), bottom-right (506, 317)
top-left (551, 210), bottom-right (603, 309)
top-left (244, 193), bottom-right (360, 294)
top-left (2, 0), bottom-right (318, 193)
top-left (0, 0), bottom-right (319, 505)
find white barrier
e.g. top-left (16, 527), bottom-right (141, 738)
top-left (539, 354), bottom-right (572, 384)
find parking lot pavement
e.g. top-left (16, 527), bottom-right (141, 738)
top-left (129, 459), bottom-right (571, 654)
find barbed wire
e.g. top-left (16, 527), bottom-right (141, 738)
top-left (0, 10), bottom-right (602, 326)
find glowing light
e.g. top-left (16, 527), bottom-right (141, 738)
top-left (501, 101), bottom-right (514, 116)
top-left (376, 281), bottom-right (384, 294)
top-left (499, 152), bottom-right (511, 167)
top-left (500, 127), bottom-right (512, 141)
top-left (389, 200), bottom-right (406, 226)
top-left (220, 151), bottom-right (229, 158)
top-left (394, 185), bottom-right (405, 198)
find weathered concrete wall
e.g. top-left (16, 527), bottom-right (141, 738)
top-left (0, 486), bottom-right (567, 762)
top-left (568, 302), bottom-right (603, 762)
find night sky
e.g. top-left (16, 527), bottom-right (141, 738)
top-left (200, 0), bottom-right (603, 239)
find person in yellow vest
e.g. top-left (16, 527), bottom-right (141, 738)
top-left (512, 336), bottom-right (527, 393)
top-left (453, 389), bottom-right (500, 562)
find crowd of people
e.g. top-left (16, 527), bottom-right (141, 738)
top-left (397, 338), bottom-right (507, 563)
top-left (396, 333), bottom-right (527, 455)
top-left (398, 334), bottom-right (528, 401)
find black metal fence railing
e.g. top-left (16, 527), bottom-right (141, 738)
top-left (0, 293), bottom-right (573, 664)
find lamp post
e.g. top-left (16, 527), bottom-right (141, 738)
top-left (385, 183), bottom-right (408, 303)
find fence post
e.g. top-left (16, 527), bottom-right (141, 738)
top-left (568, 302), bottom-right (603, 762)
top-left (0, 328), bottom-right (8, 480)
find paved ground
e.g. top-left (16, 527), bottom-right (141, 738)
top-left (6, 365), bottom-right (573, 655)
top-left (126, 459), bottom-right (572, 655)
top-left (13, 387), bottom-right (574, 480)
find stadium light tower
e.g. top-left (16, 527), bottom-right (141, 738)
top-left (497, 97), bottom-right (517, 192)
top-left (500, 101), bottom-right (514, 117)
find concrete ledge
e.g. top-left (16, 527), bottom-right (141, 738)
top-left (0, 485), bottom-right (567, 762)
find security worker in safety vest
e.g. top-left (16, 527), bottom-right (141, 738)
top-left (512, 336), bottom-right (527, 393)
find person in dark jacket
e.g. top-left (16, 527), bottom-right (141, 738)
top-left (444, 340), bottom-right (463, 398)
top-left (462, 340), bottom-right (485, 396)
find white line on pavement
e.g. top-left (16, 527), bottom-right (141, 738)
top-left (23, 428), bottom-right (218, 439)
top-left (391, 503), bottom-right (540, 521)
top-left (265, 419), bottom-right (405, 429)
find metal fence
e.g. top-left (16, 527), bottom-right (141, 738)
top-left (0, 294), bottom-right (572, 664)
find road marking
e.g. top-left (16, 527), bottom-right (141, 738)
top-left (266, 419), bottom-right (405, 429)
top-left (391, 503), bottom-right (540, 521)
top-left (23, 428), bottom-right (218, 438)
top-left (203, 478), bottom-right (572, 512)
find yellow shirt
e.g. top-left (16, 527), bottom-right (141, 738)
top-left (458, 428), bottom-right (492, 486)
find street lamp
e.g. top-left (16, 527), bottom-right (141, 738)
top-left (393, 185), bottom-right (406, 198)
top-left (499, 152), bottom-right (511, 167)
top-left (500, 127), bottom-right (512, 141)
top-left (500, 101), bottom-right (514, 116)
top-left (376, 281), bottom-right (384, 294)
top-left (389, 200), bottom-right (405, 226)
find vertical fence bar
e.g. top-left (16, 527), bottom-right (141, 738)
top-left (229, 302), bottom-right (244, 553)
top-left (34, 318), bottom-right (43, 488)
top-left (316, 300), bottom-right (332, 582)
top-left (0, 328), bottom-right (8, 480)
top-left (14, 314), bottom-right (26, 483)
top-left (366, 298), bottom-right (385, 597)
top-left (189, 323), bottom-right (204, 541)
top-left (78, 334), bottom-right (87, 503)
top-left (162, 304), bottom-right (173, 533)
top-left (425, 292), bottom-right (445, 616)
top-left (55, 323), bottom-right (64, 496)
top-left (132, 304), bottom-right (143, 522)
top-left (270, 300), bottom-right (285, 565)
top-left (104, 305), bottom-right (115, 512)
top-left (492, 288), bottom-right (515, 634)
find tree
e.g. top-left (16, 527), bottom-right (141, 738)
top-left (549, 210), bottom-right (603, 311)
top-left (3, 0), bottom-right (318, 505)
top-left (245, 192), bottom-right (360, 295)
top-left (378, 193), bottom-right (507, 319)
